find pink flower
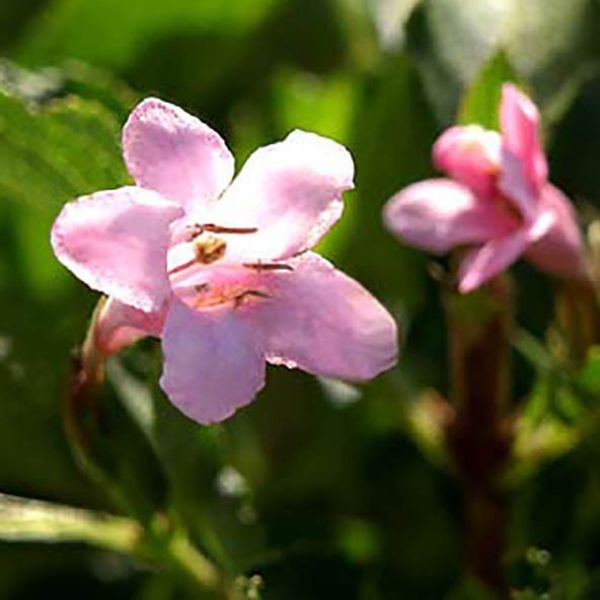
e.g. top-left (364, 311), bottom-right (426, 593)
top-left (383, 84), bottom-right (587, 293)
top-left (52, 98), bottom-right (398, 424)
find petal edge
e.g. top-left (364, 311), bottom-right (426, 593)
top-left (123, 98), bottom-right (234, 212)
top-left (51, 186), bottom-right (181, 311)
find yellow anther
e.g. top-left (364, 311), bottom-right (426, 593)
top-left (194, 235), bottom-right (226, 264)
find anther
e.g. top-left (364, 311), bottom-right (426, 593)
top-left (167, 237), bottom-right (227, 276)
top-left (233, 289), bottom-right (271, 308)
top-left (194, 235), bottom-right (226, 264)
top-left (243, 262), bottom-right (294, 272)
top-left (203, 224), bottom-right (258, 235)
top-left (185, 223), bottom-right (205, 241)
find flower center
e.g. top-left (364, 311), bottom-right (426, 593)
top-left (168, 222), bottom-right (258, 276)
top-left (167, 222), bottom-right (294, 311)
top-left (190, 283), bottom-right (271, 310)
top-left (495, 195), bottom-right (523, 225)
top-left (193, 234), bottom-right (227, 264)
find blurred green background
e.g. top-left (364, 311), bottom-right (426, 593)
top-left (2, 0), bottom-right (600, 598)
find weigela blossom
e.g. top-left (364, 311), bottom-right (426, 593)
top-left (384, 84), bottom-right (587, 293)
top-left (52, 98), bottom-right (397, 424)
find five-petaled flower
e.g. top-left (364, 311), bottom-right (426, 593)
top-left (383, 83), bottom-right (587, 293)
top-left (51, 98), bottom-right (398, 424)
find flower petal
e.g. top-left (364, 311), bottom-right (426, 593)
top-left (499, 84), bottom-right (548, 220)
top-left (160, 300), bottom-right (266, 424)
top-left (51, 186), bottom-right (182, 311)
top-left (525, 184), bottom-right (587, 279)
top-left (95, 297), bottom-right (166, 356)
top-left (251, 253), bottom-right (397, 381)
top-left (457, 230), bottom-right (530, 293)
top-left (123, 98), bottom-right (234, 212)
top-left (383, 179), bottom-right (515, 254)
top-left (207, 130), bottom-right (354, 262)
top-left (433, 125), bottom-right (502, 199)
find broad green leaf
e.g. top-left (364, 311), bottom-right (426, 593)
top-left (346, 55), bottom-right (436, 309)
top-left (0, 69), bottom-right (147, 513)
top-left (0, 92), bottom-right (127, 209)
top-left (365, 0), bottom-right (423, 51)
top-left (272, 69), bottom-right (357, 258)
top-left (0, 87), bottom-right (128, 298)
top-left (458, 52), bottom-right (521, 130)
top-left (273, 69), bottom-right (356, 144)
top-left (16, 0), bottom-right (281, 70)
top-left (406, 0), bottom-right (599, 124)
top-left (506, 0), bottom-right (600, 124)
top-left (405, 0), bottom-right (508, 122)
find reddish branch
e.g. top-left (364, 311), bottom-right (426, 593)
top-left (444, 276), bottom-right (513, 597)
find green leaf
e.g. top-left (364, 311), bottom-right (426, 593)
top-left (0, 85), bottom-right (128, 298)
top-left (458, 52), bottom-right (520, 130)
top-left (505, 0), bottom-right (600, 124)
top-left (405, 0), bottom-right (508, 123)
top-left (16, 0), bottom-right (281, 71)
top-left (0, 68), bottom-right (144, 512)
top-left (107, 357), bottom-right (269, 574)
top-left (345, 55), bottom-right (436, 309)
top-left (0, 91), bottom-right (127, 209)
top-left (272, 69), bottom-right (358, 258)
top-left (273, 69), bottom-right (355, 145)
top-left (577, 346), bottom-right (600, 396)
top-left (406, 0), bottom-right (599, 124)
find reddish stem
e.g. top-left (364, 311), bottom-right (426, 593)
top-left (444, 276), bottom-right (513, 597)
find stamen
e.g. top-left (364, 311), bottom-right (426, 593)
top-left (233, 289), bottom-right (271, 308)
top-left (167, 236), bottom-right (227, 276)
top-left (185, 223), bottom-right (205, 241)
top-left (243, 262), bottom-right (294, 272)
top-left (291, 248), bottom-right (309, 258)
top-left (168, 258), bottom-right (197, 276)
top-left (203, 223), bottom-right (258, 235)
top-left (185, 223), bottom-right (259, 241)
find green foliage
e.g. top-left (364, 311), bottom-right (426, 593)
top-left (0, 65), bottom-right (131, 298)
top-left (458, 52), bottom-right (521, 130)
top-left (16, 0), bottom-right (281, 70)
top-left (505, 0), bottom-right (600, 125)
top-left (406, 0), bottom-right (600, 124)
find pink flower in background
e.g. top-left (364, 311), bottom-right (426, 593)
top-left (52, 98), bottom-right (397, 424)
top-left (383, 83), bottom-right (587, 293)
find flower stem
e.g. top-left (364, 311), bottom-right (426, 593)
top-left (0, 492), bottom-right (144, 554)
top-left (444, 276), bottom-right (513, 597)
top-left (63, 308), bottom-right (135, 516)
top-left (165, 529), bottom-right (227, 595)
top-left (0, 493), bottom-right (231, 596)
top-left (61, 299), bottom-right (235, 597)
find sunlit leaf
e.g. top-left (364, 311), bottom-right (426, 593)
top-left (458, 52), bottom-right (521, 130)
top-left (405, 0), bottom-right (508, 122)
top-left (506, 0), bottom-right (600, 124)
top-left (16, 0), bottom-right (281, 70)
top-left (406, 0), bottom-right (599, 124)
top-left (0, 86), bottom-right (128, 297)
